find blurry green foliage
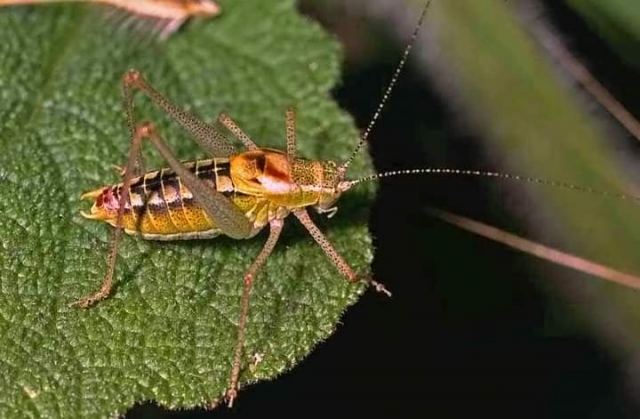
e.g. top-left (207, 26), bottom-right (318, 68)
top-left (411, 0), bottom-right (640, 350)
top-left (566, 0), bottom-right (640, 67)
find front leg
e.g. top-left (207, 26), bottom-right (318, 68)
top-left (293, 209), bottom-right (391, 296)
top-left (217, 113), bottom-right (258, 151)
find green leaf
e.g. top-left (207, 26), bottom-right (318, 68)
top-left (0, 1), bottom-right (373, 416)
top-left (566, 0), bottom-right (640, 67)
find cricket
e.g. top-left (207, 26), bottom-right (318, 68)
top-left (0, 0), bottom-right (220, 38)
top-left (72, 0), bottom-right (640, 408)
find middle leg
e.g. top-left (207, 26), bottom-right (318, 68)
top-left (217, 113), bottom-right (258, 151)
top-left (226, 218), bottom-right (284, 407)
top-left (285, 107), bottom-right (296, 160)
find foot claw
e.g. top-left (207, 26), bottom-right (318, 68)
top-left (370, 280), bottom-right (392, 297)
top-left (225, 388), bottom-right (237, 408)
top-left (69, 297), bottom-right (94, 309)
top-left (110, 164), bottom-right (126, 176)
top-left (69, 292), bottom-right (107, 309)
top-left (249, 352), bottom-right (264, 373)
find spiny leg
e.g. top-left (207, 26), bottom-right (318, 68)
top-left (121, 81), bottom-right (146, 176)
top-left (217, 113), bottom-right (258, 150)
top-left (226, 219), bottom-right (284, 408)
top-left (285, 107), bottom-right (296, 160)
top-left (293, 209), bottom-right (391, 296)
top-left (71, 124), bottom-right (147, 308)
top-left (122, 69), bottom-right (236, 157)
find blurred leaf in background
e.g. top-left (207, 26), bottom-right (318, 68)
top-left (411, 0), bottom-right (640, 357)
top-left (566, 0), bottom-right (640, 67)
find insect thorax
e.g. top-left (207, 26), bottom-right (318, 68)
top-left (229, 149), bottom-right (342, 210)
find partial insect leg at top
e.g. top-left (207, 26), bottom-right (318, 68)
top-left (0, 0), bottom-right (221, 39)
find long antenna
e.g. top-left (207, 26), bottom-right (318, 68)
top-left (344, 167), bottom-right (640, 202)
top-left (338, 0), bottom-right (432, 175)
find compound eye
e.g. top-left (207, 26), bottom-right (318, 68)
top-left (255, 154), bottom-right (266, 174)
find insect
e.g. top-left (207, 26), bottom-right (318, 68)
top-left (0, 0), bottom-right (220, 39)
top-left (74, 0), bottom-right (640, 408)
top-left (75, 1), bottom-right (431, 407)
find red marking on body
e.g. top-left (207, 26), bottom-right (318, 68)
top-left (123, 69), bottom-right (141, 85)
top-left (263, 166), bottom-right (289, 183)
top-left (244, 274), bottom-right (254, 286)
top-left (264, 156), bottom-right (290, 182)
top-left (256, 153), bottom-right (293, 193)
top-left (99, 188), bottom-right (120, 212)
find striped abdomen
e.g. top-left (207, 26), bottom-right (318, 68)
top-left (88, 158), bottom-right (267, 240)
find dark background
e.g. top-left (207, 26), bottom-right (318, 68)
top-left (128, 1), bottom-right (640, 418)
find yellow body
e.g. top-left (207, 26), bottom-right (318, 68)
top-left (81, 149), bottom-right (342, 240)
